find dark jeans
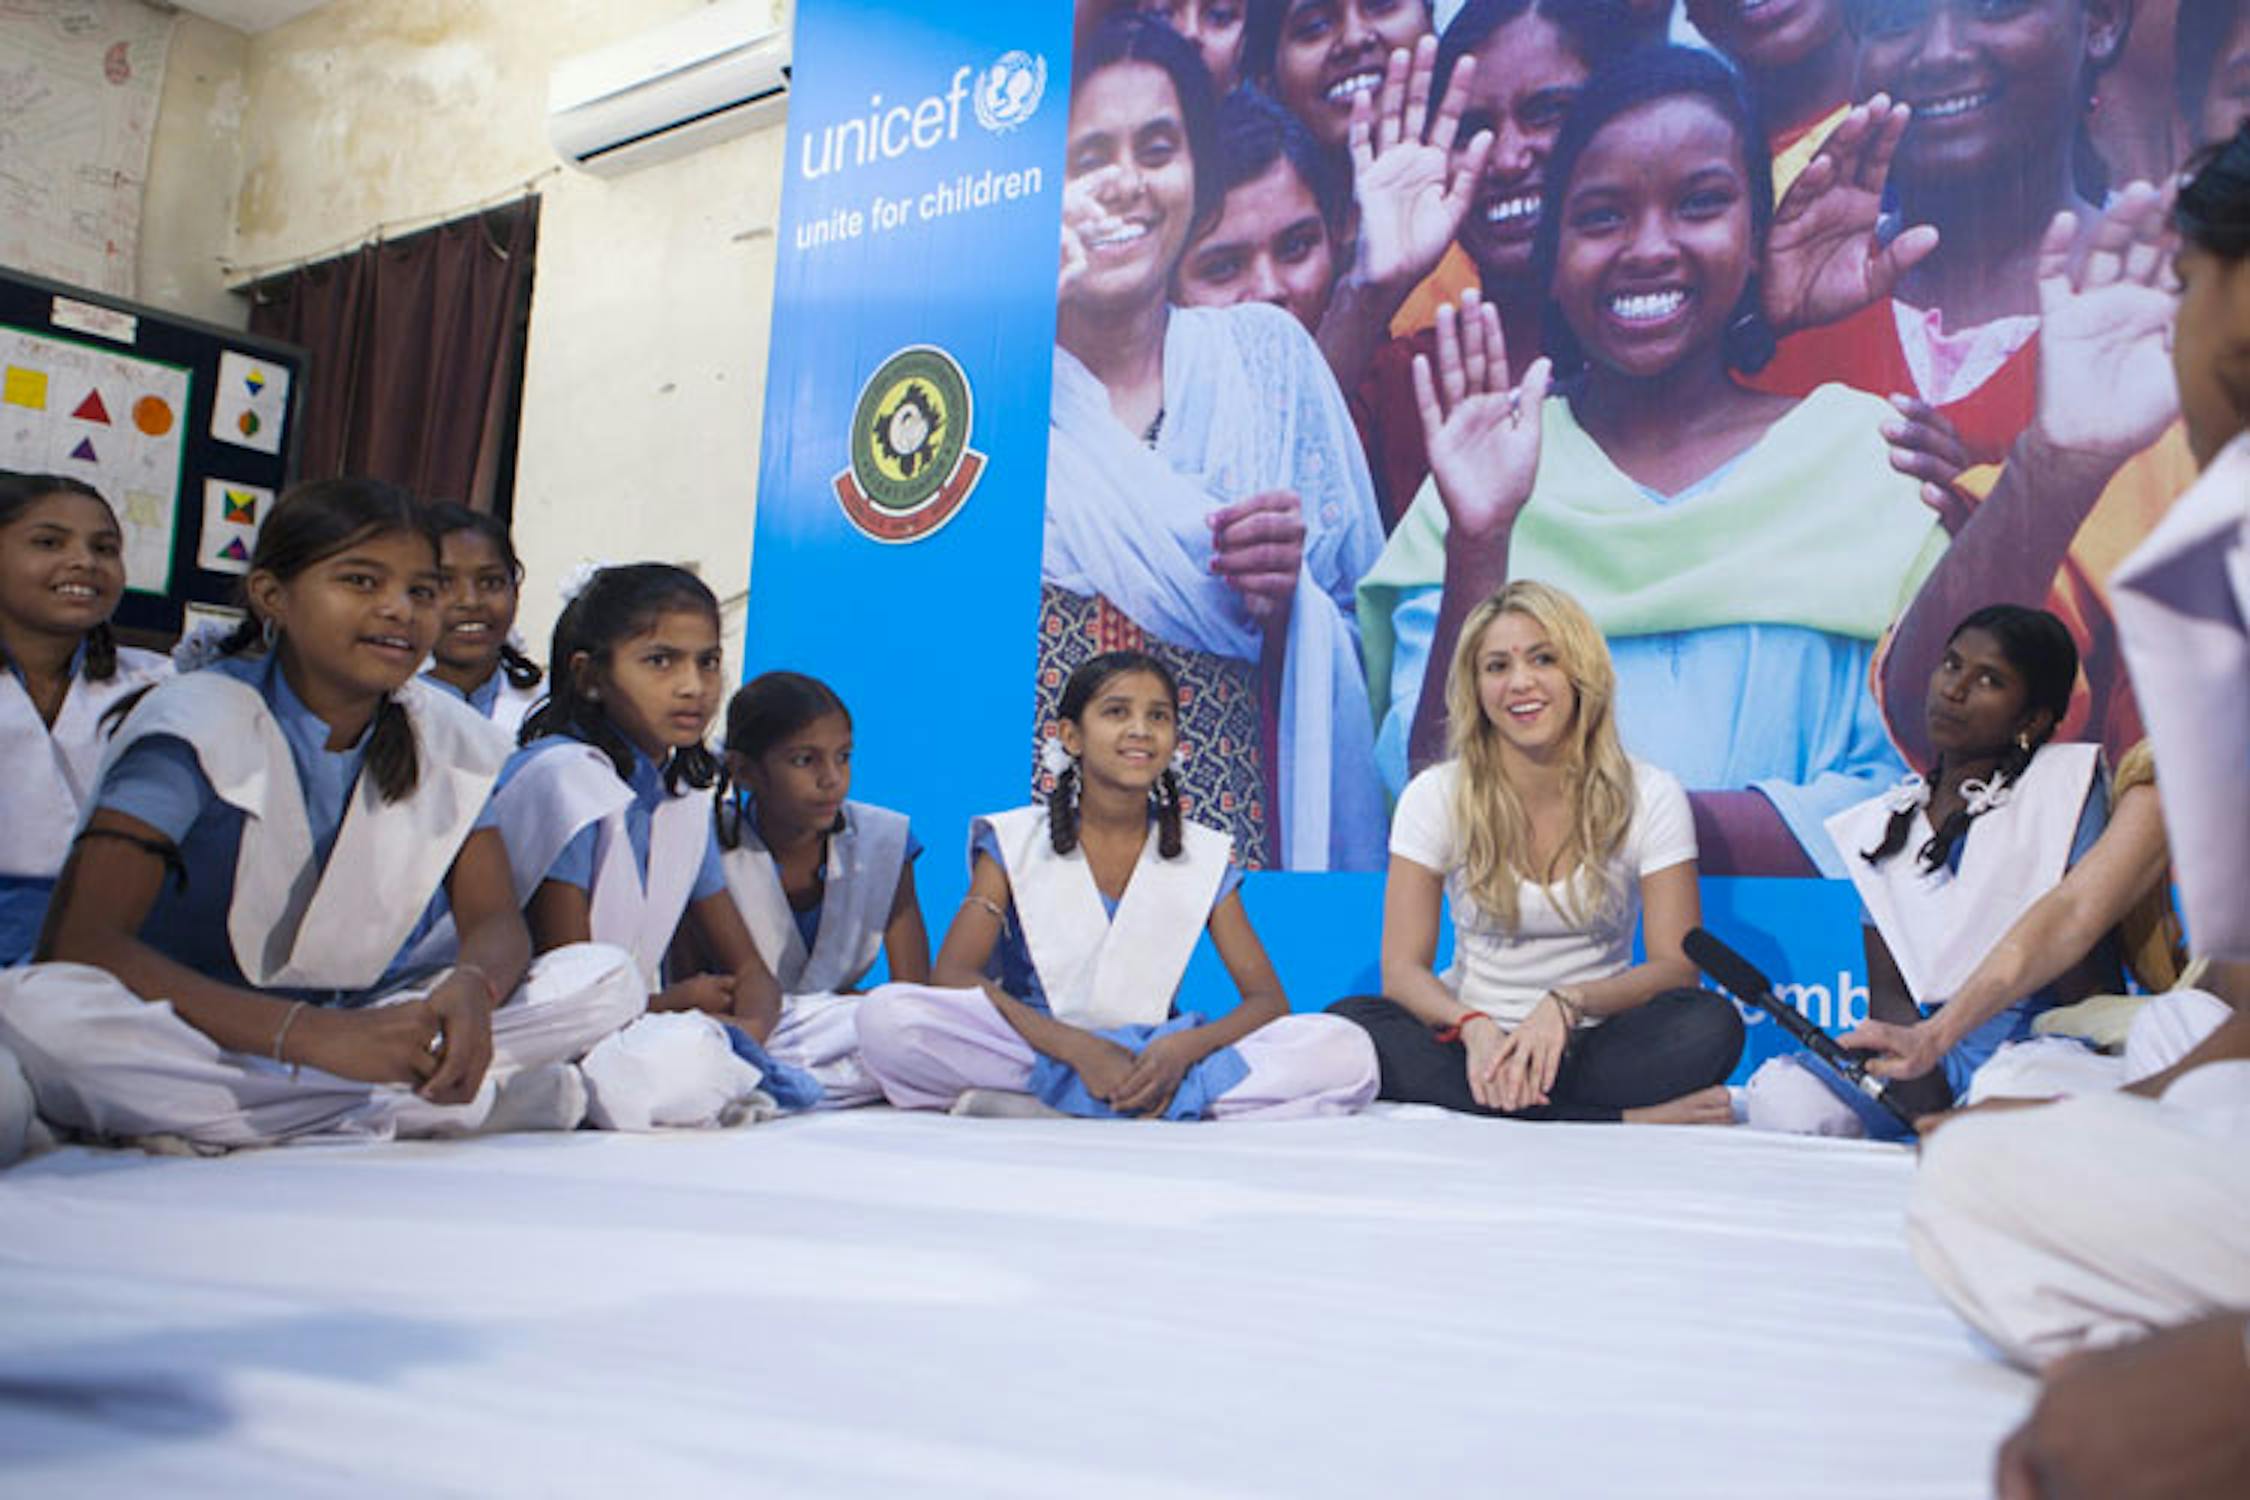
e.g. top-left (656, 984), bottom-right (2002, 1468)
top-left (1329, 990), bottom-right (1746, 1122)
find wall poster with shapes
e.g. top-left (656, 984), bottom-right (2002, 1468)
top-left (197, 477), bottom-right (272, 574)
top-left (211, 349), bottom-right (290, 455)
top-left (0, 324), bottom-right (187, 593)
top-left (0, 266), bottom-right (305, 639)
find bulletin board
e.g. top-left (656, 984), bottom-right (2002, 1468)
top-left (0, 267), bottom-right (306, 637)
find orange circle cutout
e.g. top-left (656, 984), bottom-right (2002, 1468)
top-left (131, 395), bottom-right (173, 436)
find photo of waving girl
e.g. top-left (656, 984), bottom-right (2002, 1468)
top-left (1042, 12), bottom-right (1388, 871)
top-left (1359, 46), bottom-right (1949, 875)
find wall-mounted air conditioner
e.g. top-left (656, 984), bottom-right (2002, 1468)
top-left (548, 1), bottom-right (791, 177)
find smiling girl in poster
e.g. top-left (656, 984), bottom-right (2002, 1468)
top-left (1044, 14), bottom-right (1389, 873)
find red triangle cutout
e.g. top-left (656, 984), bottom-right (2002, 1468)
top-left (72, 390), bottom-right (111, 424)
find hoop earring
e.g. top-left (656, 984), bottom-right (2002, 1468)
top-left (260, 616), bottom-right (279, 649)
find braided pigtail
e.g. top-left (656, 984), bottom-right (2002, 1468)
top-left (665, 742), bottom-right (721, 795)
top-left (1917, 739), bottom-right (2038, 873)
top-left (1049, 763), bottom-right (1082, 854)
top-left (713, 763), bottom-right (745, 851)
top-left (499, 640), bottom-right (543, 691)
top-left (1154, 768), bottom-right (1184, 859)
top-left (83, 621), bottom-right (119, 681)
top-left (364, 692), bottom-right (422, 803)
top-left (1861, 757), bottom-right (1937, 867)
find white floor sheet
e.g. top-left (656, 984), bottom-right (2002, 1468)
top-left (0, 1107), bottom-right (2029, 1496)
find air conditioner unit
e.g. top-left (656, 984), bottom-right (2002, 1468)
top-left (549, 2), bottom-right (791, 176)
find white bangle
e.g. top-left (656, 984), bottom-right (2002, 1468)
top-left (271, 999), bottom-right (309, 1073)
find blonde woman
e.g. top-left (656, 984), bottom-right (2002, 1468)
top-left (1330, 581), bottom-right (1742, 1121)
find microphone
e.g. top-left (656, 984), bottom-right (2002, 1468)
top-left (1682, 927), bottom-right (1918, 1131)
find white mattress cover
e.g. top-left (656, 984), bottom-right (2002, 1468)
top-left (0, 1108), bottom-right (2029, 1496)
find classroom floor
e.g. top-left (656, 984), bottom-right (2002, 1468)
top-left (0, 1107), bottom-right (2028, 1497)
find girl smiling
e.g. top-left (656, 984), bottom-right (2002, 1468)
top-left (1360, 46), bottom-right (1949, 875)
top-left (1046, 14), bottom-right (1387, 871)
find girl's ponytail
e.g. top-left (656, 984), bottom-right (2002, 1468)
top-left (1048, 763), bottom-right (1082, 855)
top-left (499, 639), bottom-right (543, 690)
top-left (366, 692), bottom-right (422, 803)
top-left (1862, 756), bottom-right (1937, 866)
top-left (83, 620), bottom-right (118, 682)
top-left (1154, 768), bottom-right (1184, 860)
top-left (1914, 736), bottom-right (2038, 874)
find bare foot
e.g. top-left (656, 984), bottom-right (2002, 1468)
top-left (1622, 1084), bottom-right (1734, 1126)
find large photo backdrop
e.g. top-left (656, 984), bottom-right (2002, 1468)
top-left (753, 0), bottom-right (2221, 1070)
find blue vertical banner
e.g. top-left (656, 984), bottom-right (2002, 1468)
top-left (748, 6), bottom-right (1075, 938)
top-left (751, 2), bottom-right (1924, 1081)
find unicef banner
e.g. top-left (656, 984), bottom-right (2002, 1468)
top-left (755, 0), bottom-right (2199, 1078)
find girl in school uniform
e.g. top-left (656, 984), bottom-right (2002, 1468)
top-left (1743, 605), bottom-right (2116, 1137)
top-left (856, 650), bottom-right (1379, 1120)
top-left (0, 472), bottom-right (171, 968)
top-left (483, 563), bottom-right (781, 1128)
top-left (420, 501), bottom-right (545, 741)
top-left (0, 478), bottom-right (644, 1152)
top-left (713, 671), bottom-right (929, 1107)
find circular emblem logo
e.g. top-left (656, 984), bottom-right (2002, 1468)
top-left (833, 345), bottom-right (986, 544)
top-left (974, 50), bottom-right (1047, 134)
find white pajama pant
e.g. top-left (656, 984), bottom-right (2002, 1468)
top-left (855, 983), bottom-right (1380, 1120)
top-left (765, 991), bottom-right (883, 1109)
top-left (0, 944), bottom-right (676, 1148)
top-left (1908, 1059), bottom-right (2250, 1368)
top-left (1966, 988), bottom-right (2236, 1104)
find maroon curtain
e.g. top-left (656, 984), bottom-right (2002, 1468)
top-left (248, 197), bottom-right (539, 510)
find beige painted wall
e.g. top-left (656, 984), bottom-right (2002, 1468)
top-left (137, 12), bottom-right (252, 326)
top-left (134, 0), bottom-right (789, 668)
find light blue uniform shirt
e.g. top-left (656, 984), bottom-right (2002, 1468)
top-left (497, 738), bottom-right (728, 902)
top-left (422, 667), bottom-right (506, 720)
top-left (96, 654), bottom-right (454, 1003)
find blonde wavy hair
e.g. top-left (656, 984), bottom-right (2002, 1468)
top-left (1444, 580), bottom-right (1638, 933)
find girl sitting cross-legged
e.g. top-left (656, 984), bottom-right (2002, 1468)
top-left (1332, 580), bottom-right (1745, 1122)
top-left (856, 650), bottom-right (1380, 1120)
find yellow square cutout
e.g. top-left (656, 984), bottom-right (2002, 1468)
top-left (2, 366), bottom-right (49, 411)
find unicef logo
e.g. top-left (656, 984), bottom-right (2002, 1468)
top-left (974, 51), bottom-right (1047, 134)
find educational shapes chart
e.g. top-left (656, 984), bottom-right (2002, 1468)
top-left (0, 325), bottom-right (186, 593)
top-left (198, 478), bottom-right (273, 575)
top-left (212, 349), bottom-right (290, 455)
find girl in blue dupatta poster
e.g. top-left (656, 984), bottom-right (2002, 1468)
top-left (1039, 13), bottom-right (1390, 873)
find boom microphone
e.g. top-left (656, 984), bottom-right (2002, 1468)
top-left (1682, 927), bottom-right (1918, 1131)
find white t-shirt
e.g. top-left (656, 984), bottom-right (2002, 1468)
top-left (1390, 757), bottom-right (1697, 1026)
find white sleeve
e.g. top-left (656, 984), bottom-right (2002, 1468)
top-left (1631, 762), bottom-right (1698, 876)
top-left (1389, 764), bottom-right (1458, 874)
